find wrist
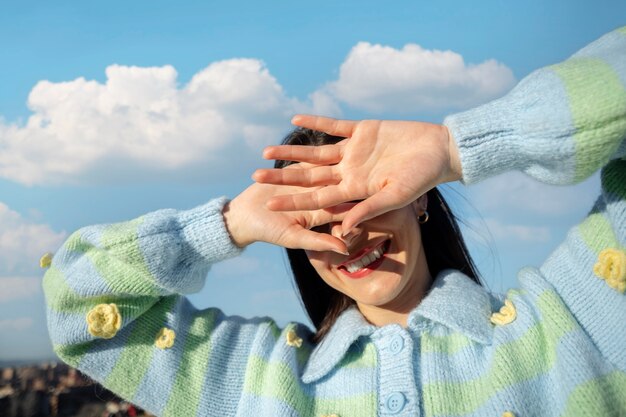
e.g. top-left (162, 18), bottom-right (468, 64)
top-left (444, 125), bottom-right (463, 182)
top-left (175, 198), bottom-right (243, 265)
top-left (222, 200), bottom-right (252, 248)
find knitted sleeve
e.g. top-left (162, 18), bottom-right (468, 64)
top-left (445, 27), bottom-right (626, 370)
top-left (444, 27), bottom-right (626, 185)
top-left (42, 197), bottom-right (313, 416)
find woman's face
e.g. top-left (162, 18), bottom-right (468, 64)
top-left (305, 196), bottom-right (431, 317)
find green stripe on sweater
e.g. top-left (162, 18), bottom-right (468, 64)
top-left (162, 309), bottom-right (219, 417)
top-left (423, 289), bottom-right (576, 416)
top-left (43, 265), bottom-right (156, 317)
top-left (49, 294), bottom-right (156, 320)
top-left (422, 332), bottom-right (473, 355)
top-left (91, 219), bottom-right (162, 296)
top-left (243, 355), bottom-right (377, 414)
top-left (104, 296), bottom-right (178, 400)
top-left (578, 213), bottom-right (623, 255)
top-left (44, 261), bottom-right (156, 318)
top-left (551, 58), bottom-right (626, 182)
top-left (535, 289), bottom-right (578, 339)
top-left (43, 266), bottom-right (79, 311)
top-left (63, 230), bottom-right (93, 253)
top-left (339, 342), bottom-right (377, 369)
top-left (53, 342), bottom-right (93, 368)
top-left (45, 240), bottom-right (159, 319)
top-left (561, 371), bottom-right (626, 416)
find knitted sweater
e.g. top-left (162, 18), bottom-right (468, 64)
top-left (43, 27), bottom-right (626, 417)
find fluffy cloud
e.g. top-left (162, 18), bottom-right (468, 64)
top-left (0, 44), bottom-right (515, 186)
top-left (0, 60), bottom-right (337, 186)
top-left (0, 202), bottom-right (66, 274)
top-left (324, 42), bottom-right (515, 113)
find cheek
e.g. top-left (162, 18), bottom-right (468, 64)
top-left (305, 251), bottom-right (339, 285)
top-left (305, 250), bottom-right (330, 272)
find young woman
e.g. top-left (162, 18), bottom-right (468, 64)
top-left (44, 27), bottom-right (626, 417)
top-left (256, 127), bottom-right (481, 343)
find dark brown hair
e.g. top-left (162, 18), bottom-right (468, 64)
top-left (275, 128), bottom-right (481, 343)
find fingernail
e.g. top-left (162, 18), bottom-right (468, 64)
top-left (341, 228), bottom-right (353, 238)
top-left (332, 248), bottom-right (349, 256)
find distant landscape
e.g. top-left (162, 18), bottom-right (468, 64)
top-left (0, 361), bottom-right (152, 416)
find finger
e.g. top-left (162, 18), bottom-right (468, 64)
top-left (267, 185), bottom-right (355, 211)
top-left (253, 166), bottom-right (340, 187)
top-left (291, 115), bottom-right (357, 138)
top-left (263, 144), bottom-right (343, 164)
top-left (310, 202), bottom-right (358, 227)
top-left (341, 187), bottom-right (409, 234)
top-left (283, 227), bottom-right (348, 254)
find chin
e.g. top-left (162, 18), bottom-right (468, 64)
top-left (350, 275), bottom-right (406, 307)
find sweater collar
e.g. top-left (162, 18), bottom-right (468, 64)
top-left (301, 306), bottom-right (376, 384)
top-left (407, 269), bottom-right (495, 343)
top-left (301, 270), bottom-right (494, 384)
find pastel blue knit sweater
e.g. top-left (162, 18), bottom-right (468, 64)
top-left (44, 27), bottom-right (626, 417)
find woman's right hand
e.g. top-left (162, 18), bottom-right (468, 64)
top-left (254, 116), bottom-right (462, 236)
top-left (223, 166), bottom-right (351, 254)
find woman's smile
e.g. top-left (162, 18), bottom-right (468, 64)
top-left (338, 239), bottom-right (391, 278)
top-left (305, 196), bottom-right (432, 325)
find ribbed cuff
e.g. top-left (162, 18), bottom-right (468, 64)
top-left (444, 99), bottom-right (523, 185)
top-left (178, 197), bottom-right (243, 265)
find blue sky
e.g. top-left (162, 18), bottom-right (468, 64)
top-left (0, 0), bottom-right (622, 360)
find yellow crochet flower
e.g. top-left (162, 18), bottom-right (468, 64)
top-left (490, 299), bottom-right (517, 326)
top-left (285, 328), bottom-right (303, 348)
top-left (593, 248), bottom-right (626, 293)
top-left (502, 412), bottom-right (516, 417)
top-left (39, 252), bottom-right (53, 269)
top-left (155, 327), bottom-right (176, 349)
top-left (86, 303), bottom-right (122, 339)
top-left (321, 414), bottom-right (339, 417)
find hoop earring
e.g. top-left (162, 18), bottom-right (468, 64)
top-left (418, 211), bottom-right (429, 224)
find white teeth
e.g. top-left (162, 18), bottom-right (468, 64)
top-left (344, 244), bottom-right (385, 273)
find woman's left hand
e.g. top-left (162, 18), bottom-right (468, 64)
top-left (253, 115), bottom-right (462, 235)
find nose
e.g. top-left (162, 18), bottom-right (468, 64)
top-left (329, 222), bottom-right (363, 250)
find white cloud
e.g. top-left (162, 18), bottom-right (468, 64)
top-left (0, 317), bottom-right (34, 331)
top-left (482, 217), bottom-right (550, 243)
top-left (0, 202), bottom-right (66, 274)
top-left (0, 45), bottom-right (514, 186)
top-left (0, 60), bottom-right (337, 186)
top-left (322, 42), bottom-right (515, 113)
top-left (0, 277), bottom-right (41, 303)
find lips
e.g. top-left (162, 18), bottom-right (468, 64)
top-left (338, 240), bottom-right (390, 279)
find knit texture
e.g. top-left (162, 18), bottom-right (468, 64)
top-left (44, 28), bottom-right (626, 417)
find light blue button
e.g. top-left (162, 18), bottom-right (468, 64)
top-left (389, 335), bottom-right (404, 355)
top-left (384, 392), bottom-right (406, 414)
